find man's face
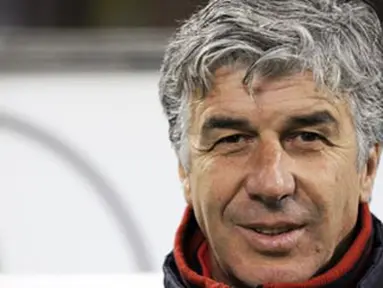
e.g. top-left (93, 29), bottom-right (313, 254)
top-left (180, 68), bottom-right (380, 286)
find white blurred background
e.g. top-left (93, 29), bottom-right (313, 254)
top-left (0, 0), bottom-right (382, 276)
top-left (0, 1), bottom-right (206, 275)
top-left (1, 71), bottom-right (185, 274)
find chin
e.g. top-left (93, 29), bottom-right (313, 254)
top-left (228, 260), bottom-right (317, 286)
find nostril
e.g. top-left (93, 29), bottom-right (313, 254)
top-left (249, 194), bottom-right (292, 211)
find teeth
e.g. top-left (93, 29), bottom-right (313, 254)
top-left (253, 228), bottom-right (292, 235)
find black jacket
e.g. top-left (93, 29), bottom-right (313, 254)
top-left (163, 214), bottom-right (383, 288)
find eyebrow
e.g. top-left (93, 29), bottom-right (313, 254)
top-left (283, 110), bottom-right (339, 132)
top-left (201, 115), bottom-right (256, 136)
top-left (201, 110), bottom-right (339, 138)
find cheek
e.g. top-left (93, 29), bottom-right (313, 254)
top-left (189, 155), bottom-right (246, 225)
top-left (295, 151), bottom-right (360, 242)
top-left (192, 154), bottom-right (242, 196)
top-left (295, 149), bottom-right (358, 203)
top-left (293, 155), bottom-right (337, 207)
top-left (329, 152), bottom-right (361, 210)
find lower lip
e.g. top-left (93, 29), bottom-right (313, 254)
top-left (236, 226), bottom-right (305, 253)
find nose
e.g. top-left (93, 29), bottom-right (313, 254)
top-left (244, 139), bottom-right (295, 206)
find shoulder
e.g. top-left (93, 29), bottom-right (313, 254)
top-left (163, 252), bottom-right (187, 288)
top-left (359, 214), bottom-right (383, 287)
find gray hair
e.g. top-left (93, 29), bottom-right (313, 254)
top-left (159, 0), bottom-right (383, 171)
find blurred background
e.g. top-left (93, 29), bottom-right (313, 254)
top-left (0, 0), bottom-right (382, 276)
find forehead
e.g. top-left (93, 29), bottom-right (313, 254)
top-left (191, 67), bottom-right (349, 126)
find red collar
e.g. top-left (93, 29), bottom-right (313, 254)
top-left (173, 203), bottom-right (372, 288)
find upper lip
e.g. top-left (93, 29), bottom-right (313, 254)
top-left (239, 221), bottom-right (305, 231)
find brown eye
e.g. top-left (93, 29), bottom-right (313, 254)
top-left (218, 135), bottom-right (245, 144)
top-left (216, 134), bottom-right (251, 145)
top-left (298, 132), bottom-right (322, 142)
top-left (209, 134), bottom-right (254, 153)
top-left (284, 131), bottom-right (328, 152)
top-left (285, 131), bottom-right (324, 143)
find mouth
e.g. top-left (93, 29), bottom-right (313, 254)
top-left (237, 223), bottom-right (306, 253)
top-left (251, 226), bottom-right (298, 236)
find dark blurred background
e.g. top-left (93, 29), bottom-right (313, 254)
top-left (0, 0), bottom-right (208, 27)
top-left (0, 0), bottom-right (208, 71)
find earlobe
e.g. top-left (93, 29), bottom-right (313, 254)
top-left (178, 162), bottom-right (192, 205)
top-left (360, 144), bottom-right (382, 203)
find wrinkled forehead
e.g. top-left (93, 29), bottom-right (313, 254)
top-left (189, 67), bottom-right (347, 120)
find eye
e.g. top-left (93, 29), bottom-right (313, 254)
top-left (216, 134), bottom-right (249, 144)
top-left (284, 131), bottom-right (328, 151)
top-left (296, 132), bottom-right (323, 142)
top-left (210, 134), bottom-right (254, 153)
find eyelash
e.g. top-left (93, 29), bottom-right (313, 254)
top-left (216, 134), bottom-right (252, 145)
top-left (285, 131), bottom-right (326, 143)
top-left (211, 131), bottom-right (329, 151)
top-left (205, 134), bottom-right (252, 152)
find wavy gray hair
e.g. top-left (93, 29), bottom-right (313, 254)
top-left (159, 0), bottom-right (383, 171)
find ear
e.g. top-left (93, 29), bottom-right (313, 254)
top-left (178, 162), bottom-right (192, 205)
top-left (360, 144), bottom-right (382, 203)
